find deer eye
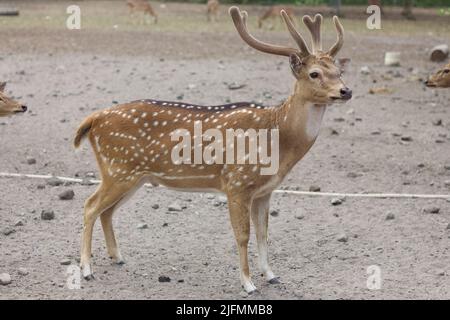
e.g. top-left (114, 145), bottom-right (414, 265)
top-left (444, 69), bottom-right (450, 74)
top-left (309, 72), bottom-right (320, 79)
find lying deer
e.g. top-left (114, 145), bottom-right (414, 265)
top-left (74, 6), bottom-right (351, 293)
top-left (0, 82), bottom-right (27, 117)
top-left (425, 63), bottom-right (450, 88)
top-left (258, 6), bottom-right (295, 29)
top-left (207, 0), bottom-right (220, 22)
top-left (126, 0), bottom-right (158, 24)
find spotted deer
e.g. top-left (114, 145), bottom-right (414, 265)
top-left (0, 82), bottom-right (27, 117)
top-left (258, 6), bottom-right (296, 29)
top-left (126, 0), bottom-right (158, 24)
top-left (425, 63), bottom-right (450, 88)
top-left (74, 6), bottom-right (351, 293)
top-left (207, 0), bottom-right (220, 22)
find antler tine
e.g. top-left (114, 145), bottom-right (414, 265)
top-left (327, 16), bottom-right (344, 57)
top-left (302, 14), bottom-right (323, 53)
top-left (280, 10), bottom-right (311, 57)
top-left (229, 6), bottom-right (298, 57)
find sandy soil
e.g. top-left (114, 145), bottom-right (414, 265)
top-left (0, 1), bottom-right (450, 299)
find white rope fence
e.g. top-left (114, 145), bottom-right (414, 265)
top-left (1, 171), bottom-right (449, 200)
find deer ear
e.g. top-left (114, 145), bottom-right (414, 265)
top-left (289, 54), bottom-right (303, 77)
top-left (0, 82), bottom-right (6, 93)
top-left (336, 58), bottom-right (351, 74)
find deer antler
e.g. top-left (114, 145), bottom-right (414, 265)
top-left (280, 10), bottom-right (311, 57)
top-left (229, 6), bottom-right (300, 57)
top-left (327, 16), bottom-right (344, 57)
top-left (302, 14), bottom-right (323, 53)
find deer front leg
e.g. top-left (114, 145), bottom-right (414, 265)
top-left (227, 194), bottom-right (256, 293)
top-left (251, 193), bottom-right (279, 284)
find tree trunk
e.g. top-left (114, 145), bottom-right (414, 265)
top-left (402, 0), bottom-right (415, 20)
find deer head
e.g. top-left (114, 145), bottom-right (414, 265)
top-left (425, 63), bottom-right (450, 88)
top-left (230, 6), bottom-right (351, 104)
top-left (0, 82), bottom-right (27, 117)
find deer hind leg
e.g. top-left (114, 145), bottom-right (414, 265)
top-left (251, 193), bottom-right (279, 284)
top-left (100, 205), bottom-right (124, 265)
top-left (80, 180), bottom-right (135, 280)
top-left (227, 193), bottom-right (256, 293)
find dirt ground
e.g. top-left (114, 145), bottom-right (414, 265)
top-left (1, 0), bottom-right (450, 300)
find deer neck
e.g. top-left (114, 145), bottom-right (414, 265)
top-left (275, 83), bottom-right (327, 163)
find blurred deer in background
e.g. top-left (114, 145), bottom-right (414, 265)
top-left (126, 0), bottom-right (158, 24)
top-left (425, 63), bottom-right (450, 88)
top-left (74, 6), bottom-right (351, 293)
top-left (207, 0), bottom-right (220, 22)
top-left (0, 82), bottom-right (27, 117)
top-left (258, 6), bottom-right (296, 29)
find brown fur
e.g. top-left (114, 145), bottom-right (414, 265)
top-left (207, 0), bottom-right (220, 22)
top-left (126, 0), bottom-right (158, 24)
top-left (258, 6), bottom-right (295, 29)
top-left (426, 63), bottom-right (450, 88)
top-left (0, 82), bottom-right (27, 117)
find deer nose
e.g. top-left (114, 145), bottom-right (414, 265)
top-left (21, 105), bottom-right (27, 112)
top-left (340, 87), bottom-right (352, 100)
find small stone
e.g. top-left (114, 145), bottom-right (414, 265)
top-left (151, 204), bottom-right (159, 209)
top-left (14, 220), bottom-right (24, 227)
top-left (227, 83), bottom-right (246, 90)
top-left (158, 275), bottom-right (171, 283)
top-left (437, 270), bottom-right (445, 276)
top-left (0, 273), bottom-right (12, 285)
top-left (26, 157), bottom-right (36, 165)
top-left (446, 223), bottom-right (450, 230)
top-left (18, 268), bottom-right (28, 276)
top-left (58, 189), bottom-right (75, 200)
top-left (331, 198), bottom-right (343, 206)
top-left (47, 177), bottom-right (63, 187)
top-left (337, 233), bottom-right (348, 242)
top-left (270, 210), bottom-right (279, 217)
top-left (60, 259), bottom-right (71, 266)
top-left (162, 222), bottom-right (168, 227)
top-left (360, 66), bottom-right (371, 75)
top-left (295, 215), bottom-right (304, 220)
top-left (37, 184), bottom-right (45, 190)
top-left (137, 223), bottom-right (148, 229)
top-left (2, 228), bottom-right (16, 236)
top-left (432, 119), bottom-right (442, 126)
top-left (168, 204), bottom-right (182, 212)
top-left (41, 210), bottom-right (55, 220)
top-left (386, 213), bottom-right (395, 220)
top-left (423, 206), bottom-right (440, 214)
top-left (401, 136), bottom-right (413, 142)
top-left (80, 178), bottom-right (94, 186)
top-left (444, 165), bottom-right (450, 170)
top-left (309, 185), bottom-right (321, 192)
top-left (239, 291), bottom-right (248, 298)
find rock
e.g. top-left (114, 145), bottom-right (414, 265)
top-left (401, 136), bottom-right (413, 142)
top-left (239, 291), bottom-right (248, 298)
top-left (47, 177), bottom-right (63, 187)
top-left (360, 66), bottom-right (371, 75)
top-left (80, 178), bottom-right (94, 186)
top-left (85, 172), bottom-right (96, 178)
top-left (0, 273), bottom-right (11, 285)
top-left (432, 119), bottom-right (442, 126)
top-left (386, 213), bottom-right (395, 220)
top-left (337, 233), bottom-right (348, 242)
top-left (2, 227), bottom-right (16, 236)
top-left (270, 210), bottom-right (279, 217)
top-left (137, 223), bottom-right (148, 229)
top-left (445, 165), bottom-right (450, 170)
top-left (309, 185), bottom-right (321, 192)
top-left (41, 210), bottom-right (55, 220)
top-left (60, 259), bottom-right (71, 266)
top-left (37, 184), bottom-right (45, 190)
top-left (58, 189), bottom-right (75, 200)
top-left (158, 275), bottom-right (171, 283)
top-left (446, 223), bottom-right (450, 230)
top-left (168, 204), bottom-right (182, 212)
top-left (151, 204), bottom-right (159, 209)
top-left (18, 268), bottom-right (28, 276)
top-left (384, 52), bottom-right (401, 66)
top-left (331, 198), bottom-right (343, 206)
top-left (26, 157), bottom-right (36, 165)
top-left (162, 222), bottom-right (168, 227)
top-left (14, 220), bottom-right (24, 227)
top-left (347, 172), bottom-right (362, 178)
top-left (295, 215), bottom-right (304, 220)
top-left (227, 83), bottom-right (246, 90)
top-left (423, 206), bottom-right (440, 214)
top-left (369, 87), bottom-right (393, 94)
